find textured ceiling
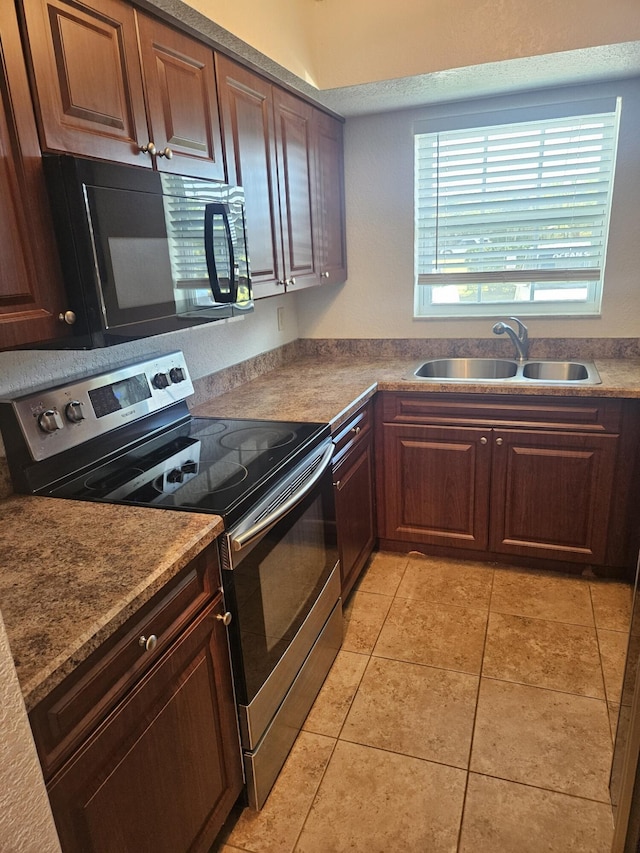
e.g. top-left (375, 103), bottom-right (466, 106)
top-left (312, 43), bottom-right (640, 116)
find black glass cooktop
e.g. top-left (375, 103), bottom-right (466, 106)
top-left (46, 417), bottom-right (330, 527)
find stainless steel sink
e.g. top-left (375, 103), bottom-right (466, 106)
top-left (521, 361), bottom-right (591, 381)
top-left (407, 358), bottom-right (601, 384)
top-left (413, 358), bottom-right (518, 380)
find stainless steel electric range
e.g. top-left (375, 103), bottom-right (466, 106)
top-left (0, 351), bottom-right (342, 810)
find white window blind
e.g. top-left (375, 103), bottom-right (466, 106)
top-left (414, 104), bottom-right (620, 317)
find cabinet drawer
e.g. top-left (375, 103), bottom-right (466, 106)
top-left (380, 392), bottom-right (623, 433)
top-left (30, 544), bottom-right (221, 779)
top-left (332, 401), bottom-right (372, 464)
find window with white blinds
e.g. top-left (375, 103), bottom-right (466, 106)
top-left (414, 103), bottom-right (620, 317)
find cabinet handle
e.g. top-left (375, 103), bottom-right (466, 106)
top-left (58, 310), bottom-right (76, 325)
top-left (138, 634), bottom-right (158, 652)
top-left (216, 612), bottom-right (232, 626)
top-left (495, 437), bottom-right (504, 446)
top-left (480, 436), bottom-right (488, 445)
top-left (140, 141), bottom-right (157, 156)
top-left (157, 147), bottom-right (173, 159)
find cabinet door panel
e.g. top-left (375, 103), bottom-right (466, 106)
top-left (216, 54), bottom-right (282, 296)
top-left (136, 14), bottom-right (224, 180)
top-left (334, 438), bottom-right (375, 598)
top-left (380, 424), bottom-right (490, 550)
top-left (273, 88), bottom-right (318, 289)
top-left (48, 599), bottom-right (243, 853)
top-left (315, 110), bottom-right (346, 284)
top-left (0, 0), bottom-right (68, 348)
top-left (22, 0), bottom-right (149, 164)
top-left (490, 429), bottom-right (618, 563)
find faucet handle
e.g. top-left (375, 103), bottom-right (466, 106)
top-left (508, 317), bottom-right (528, 342)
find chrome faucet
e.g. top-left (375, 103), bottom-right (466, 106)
top-left (492, 317), bottom-right (529, 361)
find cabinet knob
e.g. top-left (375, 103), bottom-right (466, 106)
top-left (334, 480), bottom-right (342, 491)
top-left (277, 279), bottom-right (286, 286)
top-left (138, 634), bottom-right (158, 652)
top-left (216, 612), bottom-right (232, 626)
top-left (58, 310), bottom-right (76, 325)
top-left (322, 271), bottom-right (330, 279)
top-left (287, 277), bottom-right (296, 286)
top-left (140, 141), bottom-right (157, 156)
top-left (157, 147), bottom-right (173, 159)
top-left (495, 437), bottom-right (504, 446)
top-left (351, 426), bottom-right (361, 435)
top-left (480, 436), bottom-right (488, 445)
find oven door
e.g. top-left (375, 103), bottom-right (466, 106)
top-left (221, 440), bottom-right (340, 750)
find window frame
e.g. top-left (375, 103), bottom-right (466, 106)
top-left (413, 99), bottom-right (621, 320)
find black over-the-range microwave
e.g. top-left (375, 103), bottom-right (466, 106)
top-left (40, 154), bottom-right (252, 349)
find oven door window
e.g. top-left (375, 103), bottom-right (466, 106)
top-left (226, 475), bottom-right (337, 706)
top-left (85, 186), bottom-right (234, 328)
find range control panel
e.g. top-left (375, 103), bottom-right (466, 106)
top-left (3, 352), bottom-right (194, 462)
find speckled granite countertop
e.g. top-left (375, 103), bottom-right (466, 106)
top-left (192, 355), bottom-right (640, 428)
top-left (0, 496), bottom-right (222, 711)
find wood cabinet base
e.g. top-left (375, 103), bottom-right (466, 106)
top-left (377, 538), bottom-right (633, 581)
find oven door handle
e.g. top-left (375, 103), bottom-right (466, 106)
top-left (230, 442), bottom-right (334, 552)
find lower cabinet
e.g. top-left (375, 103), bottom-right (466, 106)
top-left (377, 392), bottom-right (635, 570)
top-left (31, 545), bottom-right (243, 853)
top-left (332, 401), bottom-right (376, 598)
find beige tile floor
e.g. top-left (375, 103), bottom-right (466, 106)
top-left (215, 551), bottom-right (634, 853)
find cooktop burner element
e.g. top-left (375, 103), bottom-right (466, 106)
top-left (219, 426), bottom-right (296, 452)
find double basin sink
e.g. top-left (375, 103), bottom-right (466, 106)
top-left (407, 358), bottom-right (601, 384)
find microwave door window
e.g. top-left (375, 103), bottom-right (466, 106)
top-left (86, 186), bottom-right (178, 327)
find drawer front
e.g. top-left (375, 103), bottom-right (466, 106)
top-left (380, 392), bottom-right (623, 433)
top-left (30, 543), bottom-right (220, 779)
top-left (332, 401), bottom-right (372, 465)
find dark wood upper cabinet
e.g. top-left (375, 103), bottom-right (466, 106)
top-left (20, 0), bottom-right (225, 178)
top-left (272, 86), bottom-right (319, 290)
top-left (0, 0), bottom-right (69, 349)
top-left (216, 53), bottom-right (346, 297)
top-left (20, 0), bottom-right (150, 166)
top-left (215, 53), bottom-right (283, 296)
top-left (135, 13), bottom-right (225, 180)
top-left (314, 110), bottom-right (346, 285)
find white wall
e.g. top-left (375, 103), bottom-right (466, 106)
top-left (182, 0), bottom-right (640, 90)
top-left (296, 78), bottom-right (640, 341)
top-left (0, 612), bottom-right (62, 853)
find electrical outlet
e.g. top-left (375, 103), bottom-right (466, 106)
top-left (277, 306), bottom-right (285, 331)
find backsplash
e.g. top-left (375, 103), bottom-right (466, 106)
top-left (296, 338), bottom-right (640, 360)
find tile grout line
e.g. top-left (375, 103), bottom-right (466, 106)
top-left (454, 563), bottom-right (496, 853)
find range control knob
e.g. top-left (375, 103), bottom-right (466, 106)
top-left (181, 461), bottom-right (198, 475)
top-left (65, 400), bottom-right (84, 423)
top-left (169, 367), bottom-right (185, 384)
top-left (37, 408), bottom-right (64, 433)
top-left (152, 372), bottom-right (170, 390)
top-left (166, 468), bottom-right (185, 484)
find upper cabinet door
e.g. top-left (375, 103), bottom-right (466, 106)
top-left (272, 87), bottom-right (319, 291)
top-left (136, 13), bottom-right (225, 181)
top-left (215, 54), bottom-right (283, 297)
top-left (0, 0), bottom-right (69, 349)
top-left (314, 111), bottom-right (347, 285)
top-left (20, 0), bottom-right (150, 166)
